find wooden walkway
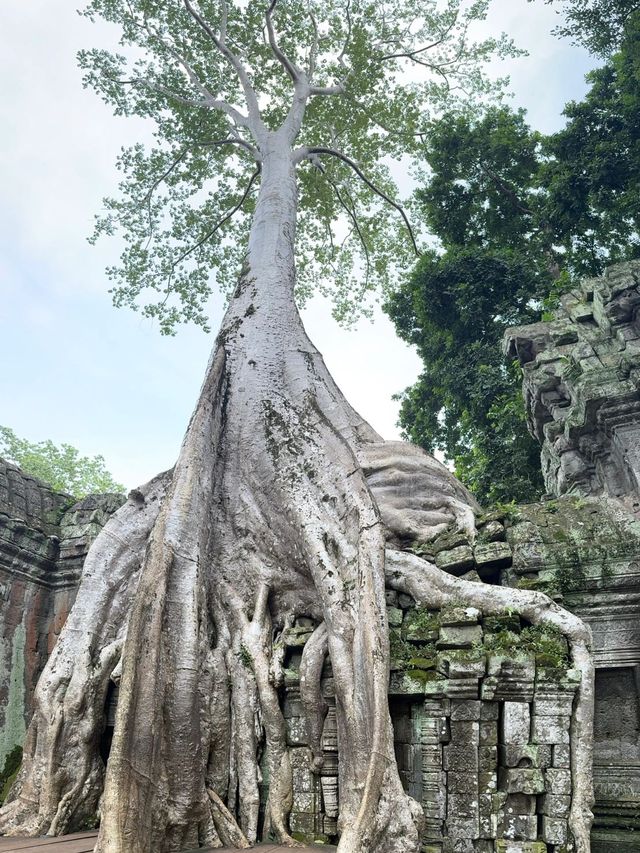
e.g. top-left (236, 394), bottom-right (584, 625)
top-left (0, 834), bottom-right (335, 852)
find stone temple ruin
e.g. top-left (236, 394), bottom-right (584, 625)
top-left (2, 261), bottom-right (640, 851)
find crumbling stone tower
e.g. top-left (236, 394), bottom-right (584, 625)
top-left (505, 260), bottom-right (640, 852)
top-left (505, 260), bottom-right (640, 514)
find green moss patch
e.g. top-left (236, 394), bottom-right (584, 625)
top-left (0, 745), bottom-right (22, 804)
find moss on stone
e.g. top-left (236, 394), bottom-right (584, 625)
top-left (0, 745), bottom-right (22, 805)
top-left (401, 606), bottom-right (440, 641)
top-left (390, 632), bottom-right (436, 671)
top-left (481, 622), bottom-right (569, 668)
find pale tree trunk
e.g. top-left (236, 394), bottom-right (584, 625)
top-left (0, 129), bottom-right (594, 853)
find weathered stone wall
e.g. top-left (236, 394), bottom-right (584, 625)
top-left (279, 594), bottom-right (578, 852)
top-left (503, 497), bottom-right (640, 851)
top-left (0, 459), bottom-right (124, 775)
top-left (504, 261), bottom-right (640, 851)
top-left (505, 260), bottom-right (640, 514)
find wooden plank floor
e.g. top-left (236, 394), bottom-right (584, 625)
top-left (0, 834), bottom-right (98, 852)
top-left (0, 835), bottom-right (335, 853)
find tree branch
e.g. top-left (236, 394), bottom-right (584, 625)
top-left (118, 4), bottom-right (252, 128)
top-left (307, 9), bottom-right (320, 79)
top-left (113, 72), bottom-right (251, 127)
top-left (145, 20), bottom-right (215, 103)
top-left (265, 0), bottom-right (300, 82)
top-left (162, 165), bottom-right (261, 299)
top-left (338, 0), bottom-right (352, 69)
top-left (140, 148), bottom-right (190, 251)
top-left (378, 15), bottom-right (459, 64)
top-left (308, 1), bottom-right (352, 96)
top-left (309, 83), bottom-right (346, 96)
top-left (301, 147), bottom-right (420, 256)
top-left (477, 163), bottom-right (534, 216)
top-left (313, 159), bottom-right (372, 287)
top-left (182, 0), bottom-right (264, 130)
top-left (189, 135), bottom-right (259, 159)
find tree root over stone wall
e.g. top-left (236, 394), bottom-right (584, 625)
top-left (385, 548), bottom-right (594, 853)
top-left (0, 207), bottom-right (594, 853)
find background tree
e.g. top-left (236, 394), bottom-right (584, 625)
top-left (545, 10), bottom-right (640, 270)
top-left (387, 17), bottom-right (640, 504)
top-left (537, 0), bottom-right (640, 56)
top-left (385, 249), bottom-right (548, 504)
top-left (0, 2), bottom-right (595, 852)
top-left (0, 426), bottom-right (124, 498)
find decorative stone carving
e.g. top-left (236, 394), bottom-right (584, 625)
top-left (504, 260), bottom-right (640, 514)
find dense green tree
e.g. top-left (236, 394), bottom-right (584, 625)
top-left (545, 12), bottom-right (640, 271)
top-left (386, 249), bottom-right (548, 504)
top-left (388, 15), bottom-right (640, 505)
top-left (539, 0), bottom-right (639, 56)
top-left (415, 107), bottom-right (546, 254)
top-left (0, 426), bottom-right (124, 498)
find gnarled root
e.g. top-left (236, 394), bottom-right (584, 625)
top-left (359, 441), bottom-right (480, 543)
top-left (238, 583), bottom-right (303, 848)
top-left (385, 548), bottom-right (594, 853)
top-left (299, 622), bottom-right (328, 772)
top-left (206, 789), bottom-right (251, 849)
top-left (0, 472), bottom-right (169, 837)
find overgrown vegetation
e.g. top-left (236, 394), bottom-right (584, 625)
top-left (0, 746), bottom-right (22, 806)
top-left (0, 426), bottom-right (124, 498)
top-left (389, 632), bottom-right (437, 670)
top-left (386, 9), bottom-right (640, 505)
top-left (481, 619), bottom-right (570, 668)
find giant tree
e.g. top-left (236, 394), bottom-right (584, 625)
top-left (0, 2), bottom-right (595, 852)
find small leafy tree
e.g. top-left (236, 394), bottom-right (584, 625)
top-left (0, 426), bottom-right (123, 498)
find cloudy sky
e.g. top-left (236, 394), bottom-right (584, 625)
top-left (0, 1), bottom-right (593, 489)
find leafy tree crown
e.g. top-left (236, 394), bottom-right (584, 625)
top-left (79, 0), bottom-right (517, 333)
top-left (0, 426), bottom-right (124, 499)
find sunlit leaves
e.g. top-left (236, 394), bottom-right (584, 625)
top-left (0, 427), bottom-right (124, 498)
top-left (80, 0), bottom-right (518, 332)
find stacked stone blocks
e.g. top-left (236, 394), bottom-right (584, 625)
top-left (0, 459), bottom-right (124, 775)
top-left (275, 584), bottom-right (578, 852)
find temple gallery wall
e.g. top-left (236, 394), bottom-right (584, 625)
top-left (2, 261), bottom-right (640, 851)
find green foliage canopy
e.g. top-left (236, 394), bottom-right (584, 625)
top-left (545, 12), bottom-right (640, 271)
top-left (415, 107), bottom-right (545, 254)
top-left (0, 426), bottom-right (124, 498)
top-left (79, 0), bottom-right (517, 332)
top-left (385, 249), bottom-right (547, 505)
top-left (537, 0), bottom-right (640, 56)
top-left (386, 14), bottom-right (640, 504)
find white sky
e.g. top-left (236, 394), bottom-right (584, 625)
top-left (0, 1), bottom-right (593, 489)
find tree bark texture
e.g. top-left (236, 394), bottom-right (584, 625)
top-left (0, 134), bottom-right (594, 853)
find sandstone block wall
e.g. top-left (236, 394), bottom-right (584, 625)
top-left (505, 260), bottom-right (640, 513)
top-left (278, 596), bottom-right (578, 852)
top-left (0, 459), bottom-right (124, 774)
